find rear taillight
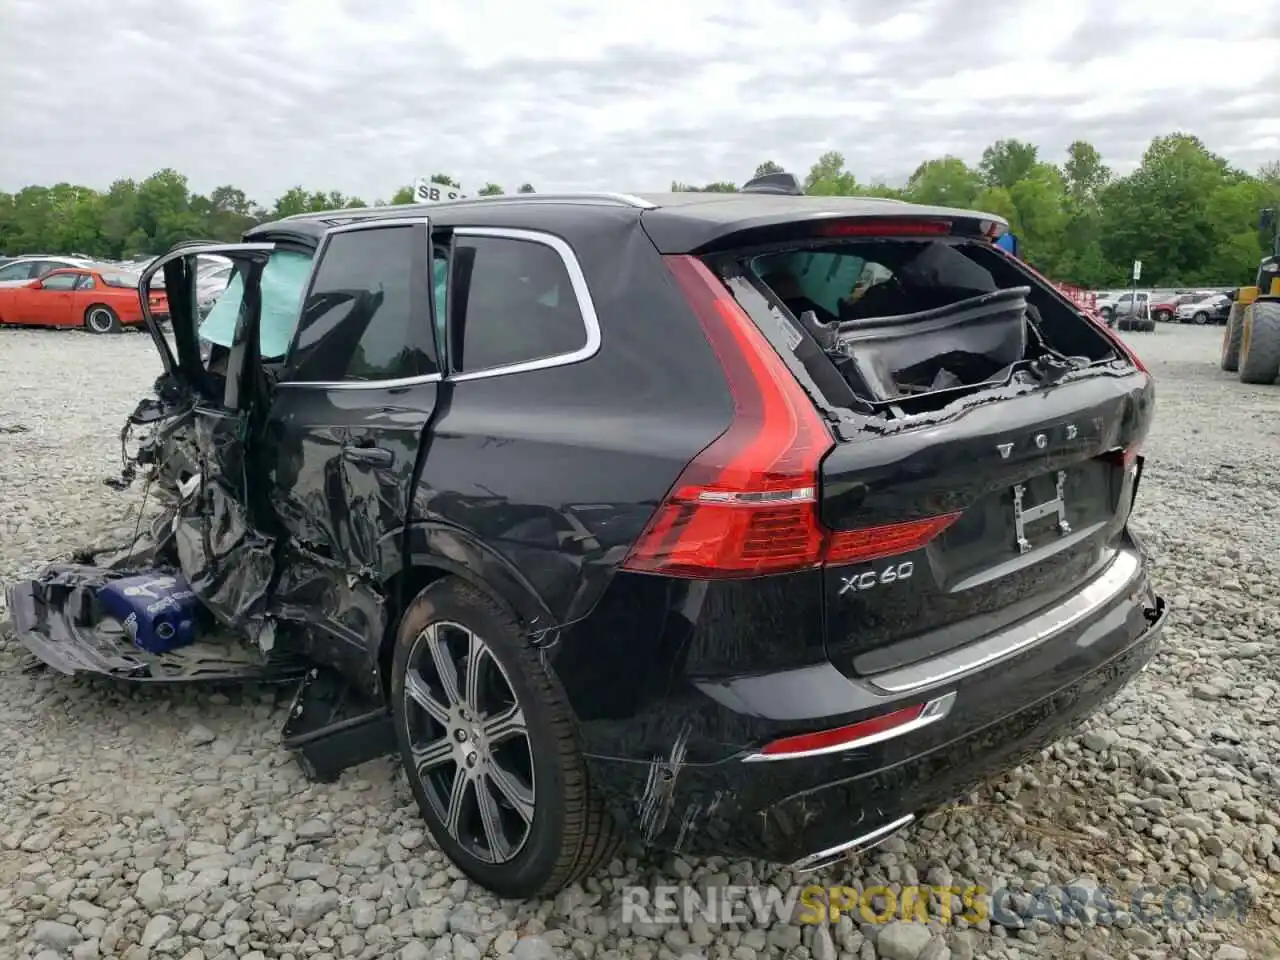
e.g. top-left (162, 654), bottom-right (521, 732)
top-left (816, 219), bottom-right (951, 238)
top-left (826, 514), bottom-right (960, 566)
top-left (622, 255), bottom-right (834, 578)
top-left (1106, 442), bottom-right (1143, 471)
top-left (622, 256), bottom-right (955, 579)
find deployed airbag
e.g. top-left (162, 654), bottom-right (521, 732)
top-left (199, 249), bottom-right (313, 358)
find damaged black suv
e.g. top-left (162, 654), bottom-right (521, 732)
top-left (7, 173), bottom-right (1167, 899)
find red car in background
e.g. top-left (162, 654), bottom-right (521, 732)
top-left (0, 266), bottom-right (167, 333)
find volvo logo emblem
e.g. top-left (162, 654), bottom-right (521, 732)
top-left (996, 424), bottom-right (1079, 460)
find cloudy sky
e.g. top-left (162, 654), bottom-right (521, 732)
top-left (1, 0), bottom-right (1278, 204)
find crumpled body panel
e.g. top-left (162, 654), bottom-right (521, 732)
top-left (4, 561), bottom-right (309, 683)
top-left (5, 393), bottom-right (365, 686)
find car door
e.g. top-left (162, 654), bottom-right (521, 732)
top-left (68, 272), bottom-right (99, 326)
top-left (259, 217), bottom-right (442, 674)
top-left (26, 271), bottom-right (79, 325)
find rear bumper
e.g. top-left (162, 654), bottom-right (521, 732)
top-left (584, 547), bottom-right (1166, 865)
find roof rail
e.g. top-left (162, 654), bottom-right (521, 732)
top-left (279, 192), bottom-right (657, 222)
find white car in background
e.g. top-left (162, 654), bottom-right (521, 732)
top-left (196, 258), bottom-right (234, 317)
top-left (0, 255), bottom-right (95, 287)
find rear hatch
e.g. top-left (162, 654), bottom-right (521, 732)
top-left (818, 372), bottom-right (1147, 675)
top-left (697, 210), bottom-right (1153, 676)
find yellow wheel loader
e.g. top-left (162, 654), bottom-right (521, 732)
top-left (1225, 209), bottom-right (1280, 383)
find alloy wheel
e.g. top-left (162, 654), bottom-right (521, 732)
top-left (402, 621), bottom-right (535, 864)
top-left (87, 308), bottom-right (115, 333)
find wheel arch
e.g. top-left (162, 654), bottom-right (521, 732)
top-left (83, 302), bottom-right (119, 329)
top-left (375, 522), bottom-right (558, 700)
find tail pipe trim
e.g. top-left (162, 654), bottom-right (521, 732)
top-left (789, 813), bottom-right (917, 873)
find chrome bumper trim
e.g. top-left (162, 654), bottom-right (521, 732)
top-left (868, 549), bottom-right (1143, 695)
top-left (789, 813), bottom-right (917, 873)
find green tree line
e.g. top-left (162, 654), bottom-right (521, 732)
top-left (3, 132), bottom-right (1277, 288)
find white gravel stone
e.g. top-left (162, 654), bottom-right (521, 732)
top-left (2, 325), bottom-right (1278, 959)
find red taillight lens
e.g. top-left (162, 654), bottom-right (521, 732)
top-left (759, 704), bottom-right (925, 756)
top-left (1106, 442), bottom-right (1143, 470)
top-left (622, 256), bottom-right (836, 578)
top-left (816, 219), bottom-right (952, 238)
top-left (826, 513), bottom-right (961, 565)
top-left (623, 256), bottom-right (958, 580)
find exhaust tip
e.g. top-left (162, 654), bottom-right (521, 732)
top-left (788, 813), bottom-right (916, 874)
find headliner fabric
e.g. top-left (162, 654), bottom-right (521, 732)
top-left (199, 250), bottom-right (314, 359)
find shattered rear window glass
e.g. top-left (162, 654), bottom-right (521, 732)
top-left (199, 250), bottom-right (314, 359)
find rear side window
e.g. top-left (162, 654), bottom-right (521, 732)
top-left (288, 225), bottom-right (437, 383)
top-left (40, 273), bottom-right (80, 290)
top-left (450, 234), bottom-right (587, 374)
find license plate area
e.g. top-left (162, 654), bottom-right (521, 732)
top-left (936, 463), bottom-right (1115, 581)
top-left (1013, 470), bottom-right (1070, 554)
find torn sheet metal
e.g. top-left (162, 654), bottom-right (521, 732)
top-left (169, 408), bottom-right (278, 641)
top-left (266, 544), bottom-right (387, 696)
top-left (4, 564), bottom-right (308, 683)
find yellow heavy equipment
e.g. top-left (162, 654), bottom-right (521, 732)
top-left (1222, 208), bottom-right (1280, 382)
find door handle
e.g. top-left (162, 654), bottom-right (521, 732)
top-left (342, 445), bottom-right (394, 467)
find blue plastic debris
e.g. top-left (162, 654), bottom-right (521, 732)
top-left (97, 573), bottom-right (200, 654)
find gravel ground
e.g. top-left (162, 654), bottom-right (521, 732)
top-left (0, 324), bottom-right (1277, 960)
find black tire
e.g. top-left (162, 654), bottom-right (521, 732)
top-left (1140, 318), bottom-right (1157, 332)
top-left (1192, 311), bottom-right (1209, 326)
top-left (1117, 317), bottom-right (1134, 332)
top-left (1221, 303), bottom-right (1245, 372)
top-left (84, 305), bottom-right (121, 334)
top-left (1239, 301), bottom-right (1280, 385)
top-left (1154, 310), bottom-right (1172, 323)
top-left (390, 576), bottom-right (622, 898)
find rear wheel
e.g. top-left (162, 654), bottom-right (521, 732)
top-left (1238, 301), bottom-right (1280, 385)
top-left (390, 577), bottom-right (622, 898)
top-left (1154, 310), bottom-right (1172, 323)
top-left (84, 305), bottom-right (121, 334)
top-left (1221, 303), bottom-right (1245, 371)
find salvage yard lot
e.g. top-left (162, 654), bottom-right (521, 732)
top-left (0, 325), bottom-right (1277, 960)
